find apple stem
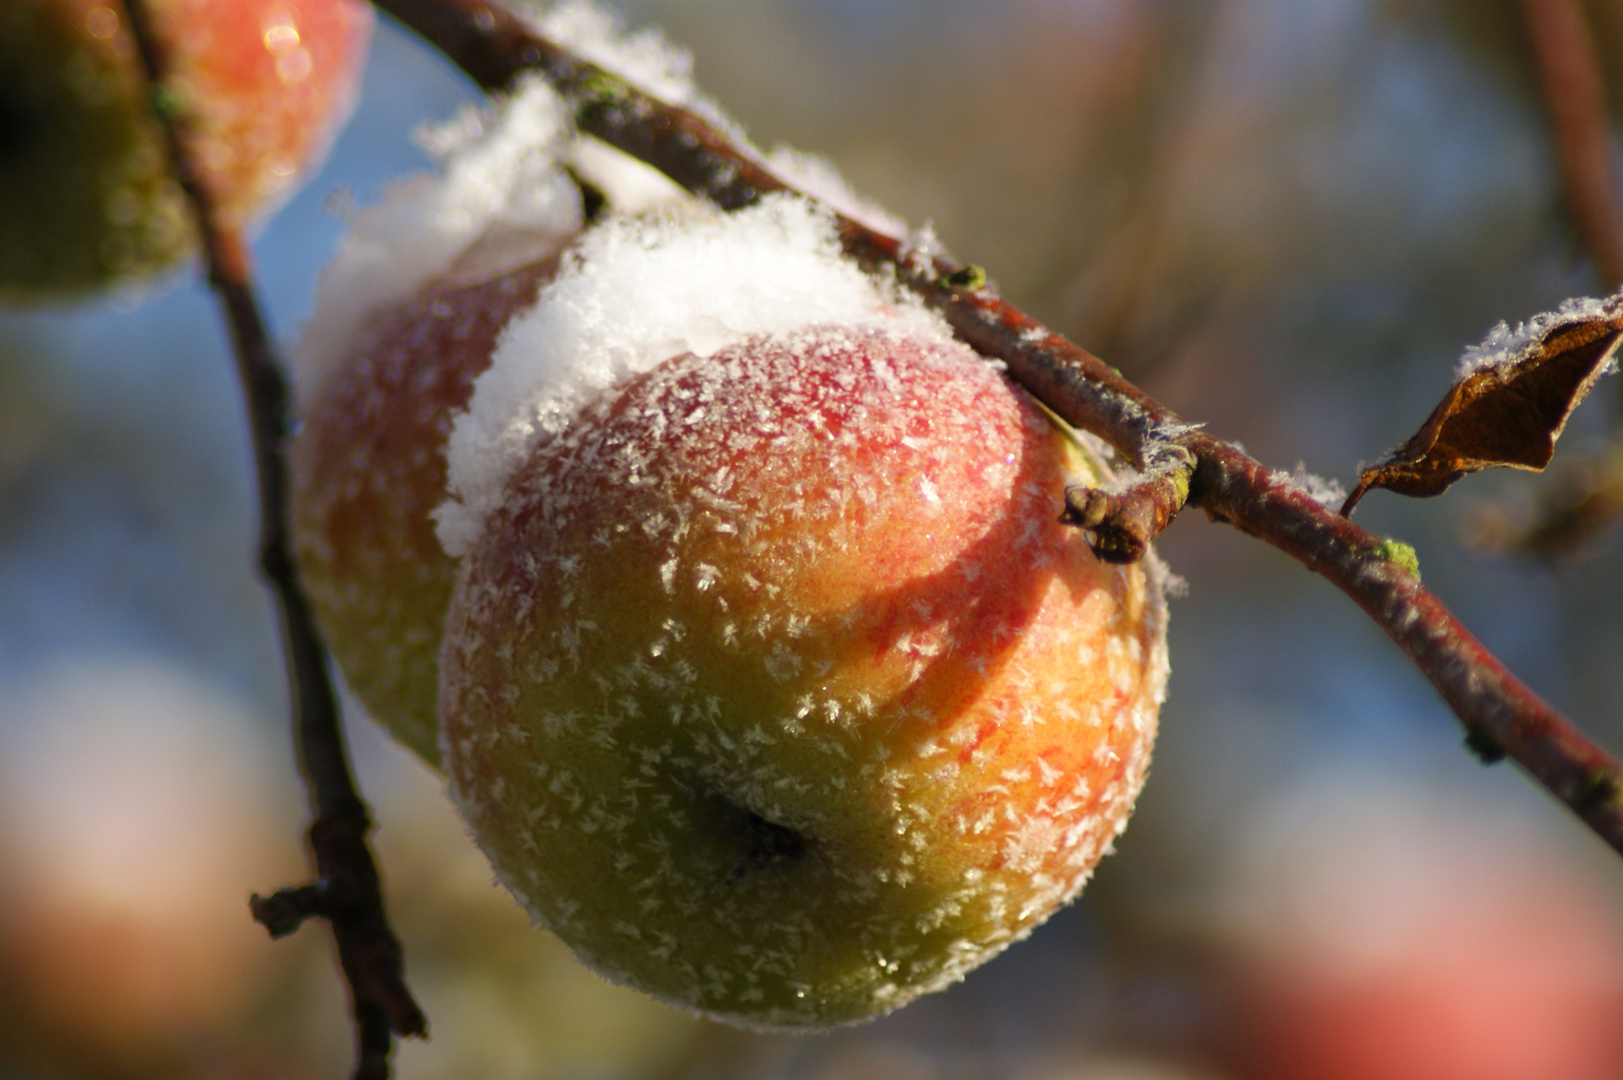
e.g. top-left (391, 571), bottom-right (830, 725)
top-left (1061, 470), bottom-right (1192, 565)
top-left (371, 0), bottom-right (1623, 862)
top-left (118, 3), bottom-right (427, 1077)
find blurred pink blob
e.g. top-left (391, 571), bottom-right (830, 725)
top-left (0, 655), bottom-right (301, 1064)
top-left (1208, 772), bottom-right (1623, 1080)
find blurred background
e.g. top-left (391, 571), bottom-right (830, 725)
top-left (5, 0), bottom-right (1623, 1077)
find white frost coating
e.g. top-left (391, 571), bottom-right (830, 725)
top-left (905, 222), bottom-right (949, 270)
top-left (437, 194), bottom-right (956, 557)
top-left (527, 0), bottom-right (695, 104)
top-left (1456, 291), bottom-right (1623, 378)
top-left (290, 76), bottom-right (582, 406)
top-left (1269, 461), bottom-right (1348, 510)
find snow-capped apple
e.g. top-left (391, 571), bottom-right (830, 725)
top-left (288, 80), bottom-right (607, 765)
top-left (434, 196), bottom-right (1170, 1029)
top-left (0, 0), bottom-right (371, 302)
top-left (289, 242), bottom-right (576, 766)
top-left (287, 67), bottom-right (864, 768)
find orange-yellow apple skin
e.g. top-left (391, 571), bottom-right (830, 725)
top-left (440, 326), bottom-right (1168, 1029)
top-left (0, 0), bottom-right (371, 302)
top-left (290, 247), bottom-right (569, 766)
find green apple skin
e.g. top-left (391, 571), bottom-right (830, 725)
top-left (0, 0), bottom-right (370, 303)
top-left (289, 247), bottom-right (573, 767)
top-left (440, 326), bottom-right (1168, 1029)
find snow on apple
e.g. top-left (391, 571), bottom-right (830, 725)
top-left (290, 78), bottom-right (684, 766)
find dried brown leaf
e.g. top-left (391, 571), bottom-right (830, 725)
top-left (1341, 296), bottom-right (1623, 515)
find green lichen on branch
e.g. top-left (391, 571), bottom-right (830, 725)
top-left (1375, 538), bottom-right (1421, 581)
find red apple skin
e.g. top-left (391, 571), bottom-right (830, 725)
top-left (0, 0), bottom-right (371, 302)
top-left (289, 245), bottom-right (574, 767)
top-left (441, 326), bottom-right (1168, 1029)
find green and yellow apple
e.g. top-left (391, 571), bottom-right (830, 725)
top-left (440, 323), bottom-right (1169, 1029)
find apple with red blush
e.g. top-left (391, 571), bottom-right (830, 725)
top-left (439, 320), bottom-right (1169, 1028)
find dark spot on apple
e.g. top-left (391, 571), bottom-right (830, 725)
top-left (726, 809), bottom-right (809, 884)
top-left (0, 91), bottom-right (37, 164)
top-left (676, 774), bottom-right (811, 882)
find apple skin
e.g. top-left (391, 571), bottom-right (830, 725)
top-left (0, 0), bottom-right (371, 302)
top-left (440, 325), bottom-right (1168, 1029)
top-left (289, 242), bottom-right (574, 767)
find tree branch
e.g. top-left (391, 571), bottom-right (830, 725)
top-left (118, 4), bottom-right (426, 1077)
top-left (1520, 0), bottom-right (1623, 290)
top-left (372, 0), bottom-right (1623, 858)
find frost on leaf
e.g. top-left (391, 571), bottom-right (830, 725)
top-left (1341, 294), bottom-right (1623, 515)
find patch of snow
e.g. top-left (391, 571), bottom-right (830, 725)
top-left (437, 194), bottom-right (956, 557)
top-left (1270, 461), bottom-right (1348, 509)
top-left (1456, 291), bottom-right (1623, 379)
top-left (291, 76), bottom-right (582, 405)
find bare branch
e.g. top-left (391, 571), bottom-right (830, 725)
top-left (118, 3), bottom-right (425, 1076)
top-left (1520, 0), bottom-right (1623, 290)
top-left (372, 0), bottom-right (1623, 858)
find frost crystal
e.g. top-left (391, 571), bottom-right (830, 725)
top-left (1269, 462), bottom-right (1348, 509)
top-left (509, 0), bottom-right (747, 142)
top-left (765, 146), bottom-right (910, 237)
top-left (521, 0), bottom-right (700, 110)
top-left (1456, 292), bottom-right (1623, 379)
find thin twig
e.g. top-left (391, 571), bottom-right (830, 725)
top-left (373, 0), bottom-right (1623, 857)
top-left (117, 4), bottom-right (426, 1077)
top-left (1520, 0), bottom-right (1623, 290)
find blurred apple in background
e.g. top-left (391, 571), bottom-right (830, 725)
top-left (0, 654), bottom-right (721, 1080)
top-left (1201, 772), bottom-right (1623, 1080)
top-left (0, 655), bottom-right (307, 1078)
top-left (0, 0), bottom-right (372, 303)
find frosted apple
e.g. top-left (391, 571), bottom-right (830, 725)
top-left (440, 322), bottom-right (1169, 1029)
top-left (288, 242), bottom-right (573, 766)
top-left (0, 0), bottom-right (370, 302)
top-left (286, 75), bottom-right (615, 764)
